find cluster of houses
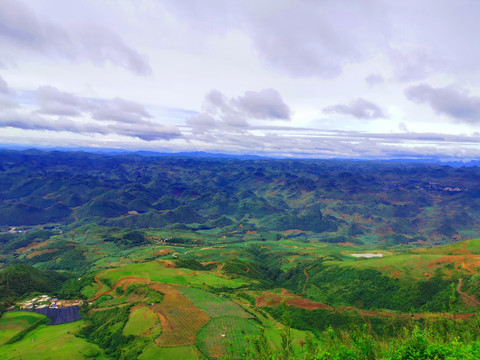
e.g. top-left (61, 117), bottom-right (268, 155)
top-left (17, 295), bottom-right (83, 310)
top-left (0, 227), bottom-right (28, 235)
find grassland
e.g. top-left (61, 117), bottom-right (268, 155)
top-left (123, 304), bottom-right (160, 337)
top-left (196, 316), bottom-right (259, 359)
top-left (0, 311), bottom-right (47, 345)
top-left (0, 320), bottom-right (105, 359)
top-left (180, 286), bottom-right (252, 319)
top-left (94, 260), bottom-right (252, 295)
top-left (139, 344), bottom-right (203, 360)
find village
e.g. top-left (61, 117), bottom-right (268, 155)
top-left (13, 295), bottom-right (83, 311)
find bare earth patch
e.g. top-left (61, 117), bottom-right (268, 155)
top-left (149, 283), bottom-right (210, 347)
top-left (15, 241), bottom-right (50, 254)
top-left (26, 248), bottom-right (57, 259)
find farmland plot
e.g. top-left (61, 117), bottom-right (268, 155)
top-left (196, 316), bottom-right (259, 359)
top-left (149, 283), bottom-right (210, 347)
top-left (180, 286), bottom-right (253, 319)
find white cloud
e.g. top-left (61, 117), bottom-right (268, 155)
top-left (0, 85), bottom-right (180, 141)
top-left (0, 1), bottom-right (151, 75)
top-left (405, 84), bottom-right (480, 123)
top-left (324, 98), bottom-right (386, 119)
top-left (188, 88), bottom-right (291, 132)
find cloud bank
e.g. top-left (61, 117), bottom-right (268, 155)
top-left (0, 80), bottom-right (179, 141)
top-left (0, 1), bottom-right (151, 75)
top-left (405, 84), bottom-right (480, 123)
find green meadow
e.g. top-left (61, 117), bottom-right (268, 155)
top-left (0, 311), bottom-right (47, 345)
top-left (0, 321), bottom-right (106, 359)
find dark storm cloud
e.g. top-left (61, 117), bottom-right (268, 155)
top-left (188, 88), bottom-right (291, 132)
top-left (323, 98), bottom-right (386, 119)
top-left (405, 84), bottom-right (480, 123)
top-left (0, 1), bottom-right (152, 75)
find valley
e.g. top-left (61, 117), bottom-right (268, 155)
top-left (2, 150), bottom-right (480, 359)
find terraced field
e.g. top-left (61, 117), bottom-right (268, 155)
top-left (150, 283), bottom-right (211, 347)
top-left (181, 286), bottom-right (252, 319)
top-left (93, 260), bottom-right (252, 294)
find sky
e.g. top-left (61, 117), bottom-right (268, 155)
top-left (1, 0), bottom-right (480, 160)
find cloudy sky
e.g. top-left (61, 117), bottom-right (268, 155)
top-left (1, 0), bottom-right (480, 159)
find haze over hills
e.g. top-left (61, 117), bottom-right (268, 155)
top-left (1, 149), bottom-right (480, 244)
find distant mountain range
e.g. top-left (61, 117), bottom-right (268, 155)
top-left (1, 144), bottom-right (479, 166)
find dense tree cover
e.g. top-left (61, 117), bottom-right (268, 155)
top-left (79, 306), bottom-right (141, 359)
top-left (2, 150), bottom-right (480, 243)
top-left (0, 264), bottom-right (70, 299)
top-left (279, 260), bottom-right (454, 312)
top-left (1, 230), bottom-right (54, 252)
top-left (0, 264), bottom-right (71, 315)
top-left (235, 318), bottom-right (480, 360)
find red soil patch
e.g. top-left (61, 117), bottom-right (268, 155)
top-left (89, 276), bottom-right (150, 301)
top-left (391, 271), bottom-right (402, 279)
top-left (414, 240), bottom-right (430, 246)
top-left (428, 254), bottom-right (480, 275)
top-left (256, 285), bottom-right (478, 321)
top-left (288, 298), bottom-right (332, 310)
top-left (282, 229), bottom-right (307, 235)
top-left (256, 291), bottom-right (332, 310)
top-left (337, 242), bottom-right (358, 247)
top-left (457, 278), bottom-right (480, 307)
top-left (302, 269), bottom-right (309, 294)
top-left (93, 273), bottom-right (104, 294)
top-left (281, 289), bottom-right (297, 297)
top-left (155, 259), bottom-right (177, 268)
top-left (15, 241), bottom-right (50, 254)
top-left (26, 248), bottom-right (57, 259)
top-left (154, 249), bottom-right (174, 256)
top-left (280, 244), bottom-right (316, 251)
top-left (423, 272), bottom-right (433, 279)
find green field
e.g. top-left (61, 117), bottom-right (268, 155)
top-left (0, 311), bottom-right (47, 345)
top-left (123, 305), bottom-right (160, 337)
top-left (139, 344), bottom-right (202, 360)
top-left (180, 286), bottom-right (252, 319)
top-left (96, 260), bottom-right (252, 293)
top-left (0, 320), bottom-right (106, 359)
top-left (197, 316), bottom-right (259, 359)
